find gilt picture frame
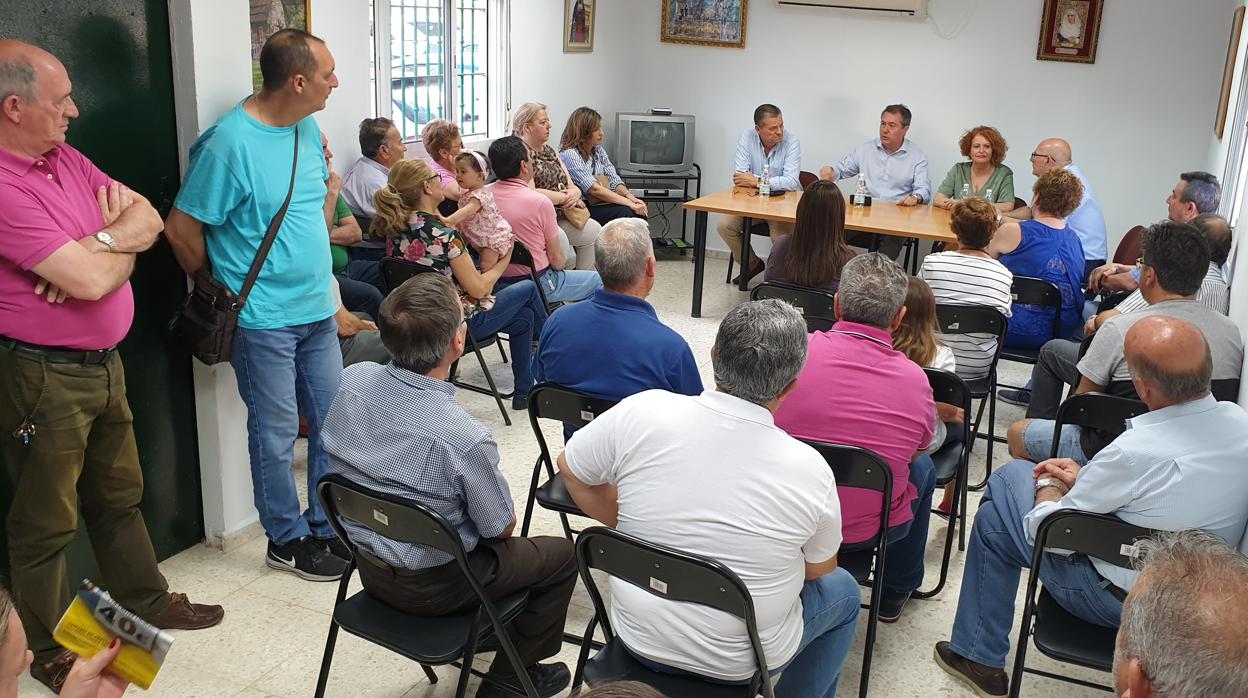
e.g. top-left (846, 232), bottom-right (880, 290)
top-left (661, 0), bottom-right (748, 50)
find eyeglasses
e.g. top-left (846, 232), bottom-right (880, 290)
top-left (1029, 152), bottom-right (1051, 161)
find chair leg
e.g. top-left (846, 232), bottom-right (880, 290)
top-left (972, 379), bottom-right (999, 490)
top-left (571, 618), bottom-right (600, 692)
top-left (725, 254), bottom-right (734, 283)
top-left (519, 458), bottom-right (543, 538)
top-left (557, 511), bottom-right (574, 541)
top-left (313, 619), bottom-right (341, 698)
top-left (421, 664), bottom-right (439, 684)
top-left (454, 621), bottom-right (481, 698)
top-left (470, 343), bottom-right (512, 427)
top-left (914, 482), bottom-right (959, 599)
top-left (498, 342), bottom-right (509, 364)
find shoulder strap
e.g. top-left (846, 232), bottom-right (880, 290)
top-left (235, 125), bottom-right (300, 308)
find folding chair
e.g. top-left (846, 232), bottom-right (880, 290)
top-left (518, 383), bottom-right (617, 539)
top-left (800, 440), bottom-right (893, 698)
top-left (1049, 392), bottom-right (1147, 460)
top-left (314, 474), bottom-right (539, 698)
top-left (913, 368), bottom-right (973, 599)
top-left (997, 276), bottom-right (1063, 399)
top-left (570, 526), bottom-right (776, 698)
top-left (1009, 510), bottom-right (1156, 697)
top-left (1211, 378), bottom-right (1241, 402)
top-left (379, 256), bottom-right (514, 425)
top-left (508, 241), bottom-right (557, 313)
top-left (934, 304), bottom-right (1009, 490)
top-left (750, 281), bottom-right (837, 332)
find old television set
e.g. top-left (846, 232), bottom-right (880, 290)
top-left (614, 111), bottom-right (695, 174)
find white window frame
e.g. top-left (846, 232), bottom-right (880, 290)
top-left (371, 0), bottom-right (510, 151)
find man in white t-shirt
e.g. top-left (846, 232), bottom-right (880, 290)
top-left (557, 299), bottom-right (861, 698)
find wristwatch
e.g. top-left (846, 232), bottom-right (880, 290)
top-left (94, 230), bottom-right (119, 252)
top-left (1035, 477), bottom-right (1063, 493)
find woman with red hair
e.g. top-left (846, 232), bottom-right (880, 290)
top-left (933, 125), bottom-right (1016, 212)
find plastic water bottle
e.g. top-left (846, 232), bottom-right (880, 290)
top-left (759, 163), bottom-right (771, 197)
top-left (853, 174), bottom-right (868, 208)
top-left (959, 183), bottom-right (971, 200)
top-left (985, 188), bottom-right (995, 204)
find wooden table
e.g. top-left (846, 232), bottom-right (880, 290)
top-left (683, 187), bottom-right (958, 317)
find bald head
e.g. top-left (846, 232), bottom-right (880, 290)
top-left (1192, 212), bottom-right (1233, 266)
top-left (0, 41), bottom-right (77, 157)
top-left (1124, 316), bottom-right (1212, 407)
top-left (1030, 138), bottom-right (1072, 175)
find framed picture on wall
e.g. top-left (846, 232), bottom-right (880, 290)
top-left (1036, 0), bottom-right (1102, 64)
top-left (1215, 6), bottom-right (1245, 139)
top-left (661, 0), bottom-right (748, 50)
top-left (250, 0), bottom-right (312, 92)
top-left (564, 0), bottom-right (595, 53)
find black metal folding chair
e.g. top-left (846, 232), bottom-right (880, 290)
top-left (800, 440), bottom-right (893, 698)
top-left (934, 304), bottom-right (1009, 490)
top-left (571, 526), bottom-right (776, 697)
top-left (998, 276), bottom-right (1063, 379)
top-left (1009, 510), bottom-right (1156, 697)
top-left (378, 256), bottom-right (513, 425)
top-left (518, 383), bottom-right (617, 540)
top-left (508, 241), bottom-right (557, 313)
top-left (1211, 378), bottom-right (1242, 402)
top-left (750, 281), bottom-right (838, 332)
top-left (314, 474), bottom-right (538, 698)
top-left (913, 369), bottom-right (973, 599)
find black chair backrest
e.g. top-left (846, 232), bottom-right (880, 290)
top-left (1051, 393), bottom-right (1147, 459)
top-left (1011, 276), bottom-right (1062, 340)
top-left (354, 215), bottom-right (373, 238)
top-left (1031, 510), bottom-right (1156, 570)
top-left (507, 241), bottom-right (554, 309)
top-left (751, 281), bottom-right (837, 332)
top-left (318, 473), bottom-right (466, 562)
top-left (800, 441), bottom-right (893, 511)
top-left (935, 304), bottom-right (1009, 343)
top-left (379, 256), bottom-right (439, 294)
top-left (528, 383), bottom-right (617, 429)
top-left (924, 367), bottom-right (972, 415)
top-left (1212, 379), bottom-right (1241, 402)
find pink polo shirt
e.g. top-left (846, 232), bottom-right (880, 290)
top-left (490, 178), bottom-right (559, 278)
top-left (774, 321), bottom-right (935, 545)
top-left (0, 144), bottom-right (132, 350)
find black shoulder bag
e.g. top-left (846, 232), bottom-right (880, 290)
top-left (170, 127), bottom-right (300, 364)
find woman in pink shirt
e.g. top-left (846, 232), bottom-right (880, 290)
top-left (421, 119), bottom-right (463, 218)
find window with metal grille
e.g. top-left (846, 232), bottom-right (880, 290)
top-left (371, 0), bottom-right (507, 144)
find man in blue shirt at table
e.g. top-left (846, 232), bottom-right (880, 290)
top-left (717, 103), bottom-right (801, 284)
top-left (537, 217), bottom-right (703, 437)
top-left (820, 103), bottom-right (929, 259)
top-left (933, 315), bottom-right (1248, 697)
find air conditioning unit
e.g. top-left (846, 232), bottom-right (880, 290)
top-left (774, 0), bottom-right (927, 20)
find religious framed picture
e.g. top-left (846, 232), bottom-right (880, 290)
top-left (563, 0), bottom-right (595, 53)
top-left (1215, 6), bottom-right (1245, 139)
top-left (661, 0), bottom-right (748, 50)
top-left (1036, 0), bottom-right (1102, 64)
top-left (250, 0), bottom-right (311, 92)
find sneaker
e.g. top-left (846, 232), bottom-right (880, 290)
top-left (878, 590), bottom-right (912, 623)
top-left (266, 537), bottom-right (348, 582)
top-left (147, 592), bottom-right (225, 630)
top-left (997, 388), bottom-right (1031, 406)
top-left (934, 641), bottom-right (1008, 697)
top-left (29, 648), bottom-right (74, 694)
top-left (314, 535), bottom-right (351, 562)
top-left (476, 662), bottom-right (571, 698)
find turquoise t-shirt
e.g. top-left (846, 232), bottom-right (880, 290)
top-left (174, 102), bottom-right (334, 330)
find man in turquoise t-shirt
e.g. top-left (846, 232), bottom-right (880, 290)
top-left (166, 29), bottom-right (349, 583)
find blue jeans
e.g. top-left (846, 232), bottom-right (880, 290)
top-left (468, 280), bottom-right (548, 400)
top-left (948, 459), bottom-right (1124, 669)
top-left (335, 272), bottom-right (383, 318)
top-left (1023, 420), bottom-right (1088, 464)
top-left (841, 455), bottom-right (936, 594)
top-left (540, 269), bottom-right (602, 304)
top-left (631, 568), bottom-right (860, 698)
top-left (230, 317), bottom-right (342, 544)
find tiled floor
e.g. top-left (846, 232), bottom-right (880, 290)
top-left (20, 254), bottom-right (1115, 697)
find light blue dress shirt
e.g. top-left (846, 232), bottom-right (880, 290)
top-left (1023, 395), bottom-right (1248, 591)
top-left (341, 156), bottom-right (389, 219)
top-left (1059, 163), bottom-right (1108, 262)
top-left (733, 128), bottom-right (801, 192)
top-left (833, 137), bottom-right (930, 203)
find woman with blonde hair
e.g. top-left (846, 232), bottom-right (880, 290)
top-left (512, 101), bottom-right (602, 269)
top-left (373, 158), bottom-right (549, 408)
top-left (933, 126), bottom-right (1016, 212)
top-left (558, 107), bottom-right (648, 225)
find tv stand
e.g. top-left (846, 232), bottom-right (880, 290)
top-left (618, 163), bottom-right (701, 252)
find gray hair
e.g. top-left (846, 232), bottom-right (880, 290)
top-left (1115, 530), bottom-right (1248, 697)
top-left (0, 57), bottom-right (35, 104)
top-left (596, 218), bottom-right (653, 290)
top-left (511, 101), bottom-right (548, 137)
top-left (836, 253), bottom-right (908, 328)
top-left (712, 299), bottom-right (808, 406)
top-left (1179, 171), bottom-right (1221, 214)
top-left (378, 274), bottom-right (463, 374)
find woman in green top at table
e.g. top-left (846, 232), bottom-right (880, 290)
top-left (933, 125), bottom-right (1016, 213)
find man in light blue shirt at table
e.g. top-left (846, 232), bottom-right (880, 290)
top-left (717, 103), bottom-right (801, 284)
top-left (820, 104), bottom-right (929, 259)
top-left (933, 315), bottom-right (1248, 698)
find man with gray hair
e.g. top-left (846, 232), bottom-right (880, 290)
top-left (1113, 530), bottom-right (1248, 698)
top-left (775, 252), bottom-right (937, 623)
top-left (535, 218), bottom-right (701, 438)
top-left (341, 116), bottom-right (406, 260)
top-left (322, 273), bottom-right (577, 698)
top-left (558, 299), bottom-right (861, 697)
top-left (936, 316), bottom-right (1248, 697)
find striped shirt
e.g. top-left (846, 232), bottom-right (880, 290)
top-left (560, 145), bottom-right (624, 199)
top-left (1111, 263), bottom-right (1229, 315)
top-left (919, 252), bottom-right (1013, 380)
top-left (321, 363), bottom-right (515, 571)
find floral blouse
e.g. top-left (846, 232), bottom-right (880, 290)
top-left (386, 210), bottom-right (495, 316)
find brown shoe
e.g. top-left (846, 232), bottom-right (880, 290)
top-left (30, 648), bottom-right (74, 695)
top-left (146, 592), bottom-right (224, 630)
top-left (731, 259), bottom-right (765, 285)
top-left (934, 641), bottom-right (1008, 697)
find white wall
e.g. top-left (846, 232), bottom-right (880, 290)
top-left (521, 0), bottom-right (1232, 256)
top-left (311, 0), bottom-right (374, 166)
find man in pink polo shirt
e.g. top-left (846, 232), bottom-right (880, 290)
top-left (774, 252), bottom-right (937, 624)
top-left (487, 136), bottom-right (601, 304)
top-left (0, 41), bottom-right (223, 692)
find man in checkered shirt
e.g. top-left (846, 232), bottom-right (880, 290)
top-left (321, 273), bottom-right (577, 698)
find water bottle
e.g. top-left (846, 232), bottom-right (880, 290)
top-left (853, 173), bottom-right (868, 208)
top-left (959, 183), bottom-right (971, 200)
top-left (759, 163), bottom-right (771, 197)
top-left (985, 188), bottom-right (995, 204)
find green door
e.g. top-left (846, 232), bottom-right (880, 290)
top-left (0, 1), bottom-right (204, 582)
